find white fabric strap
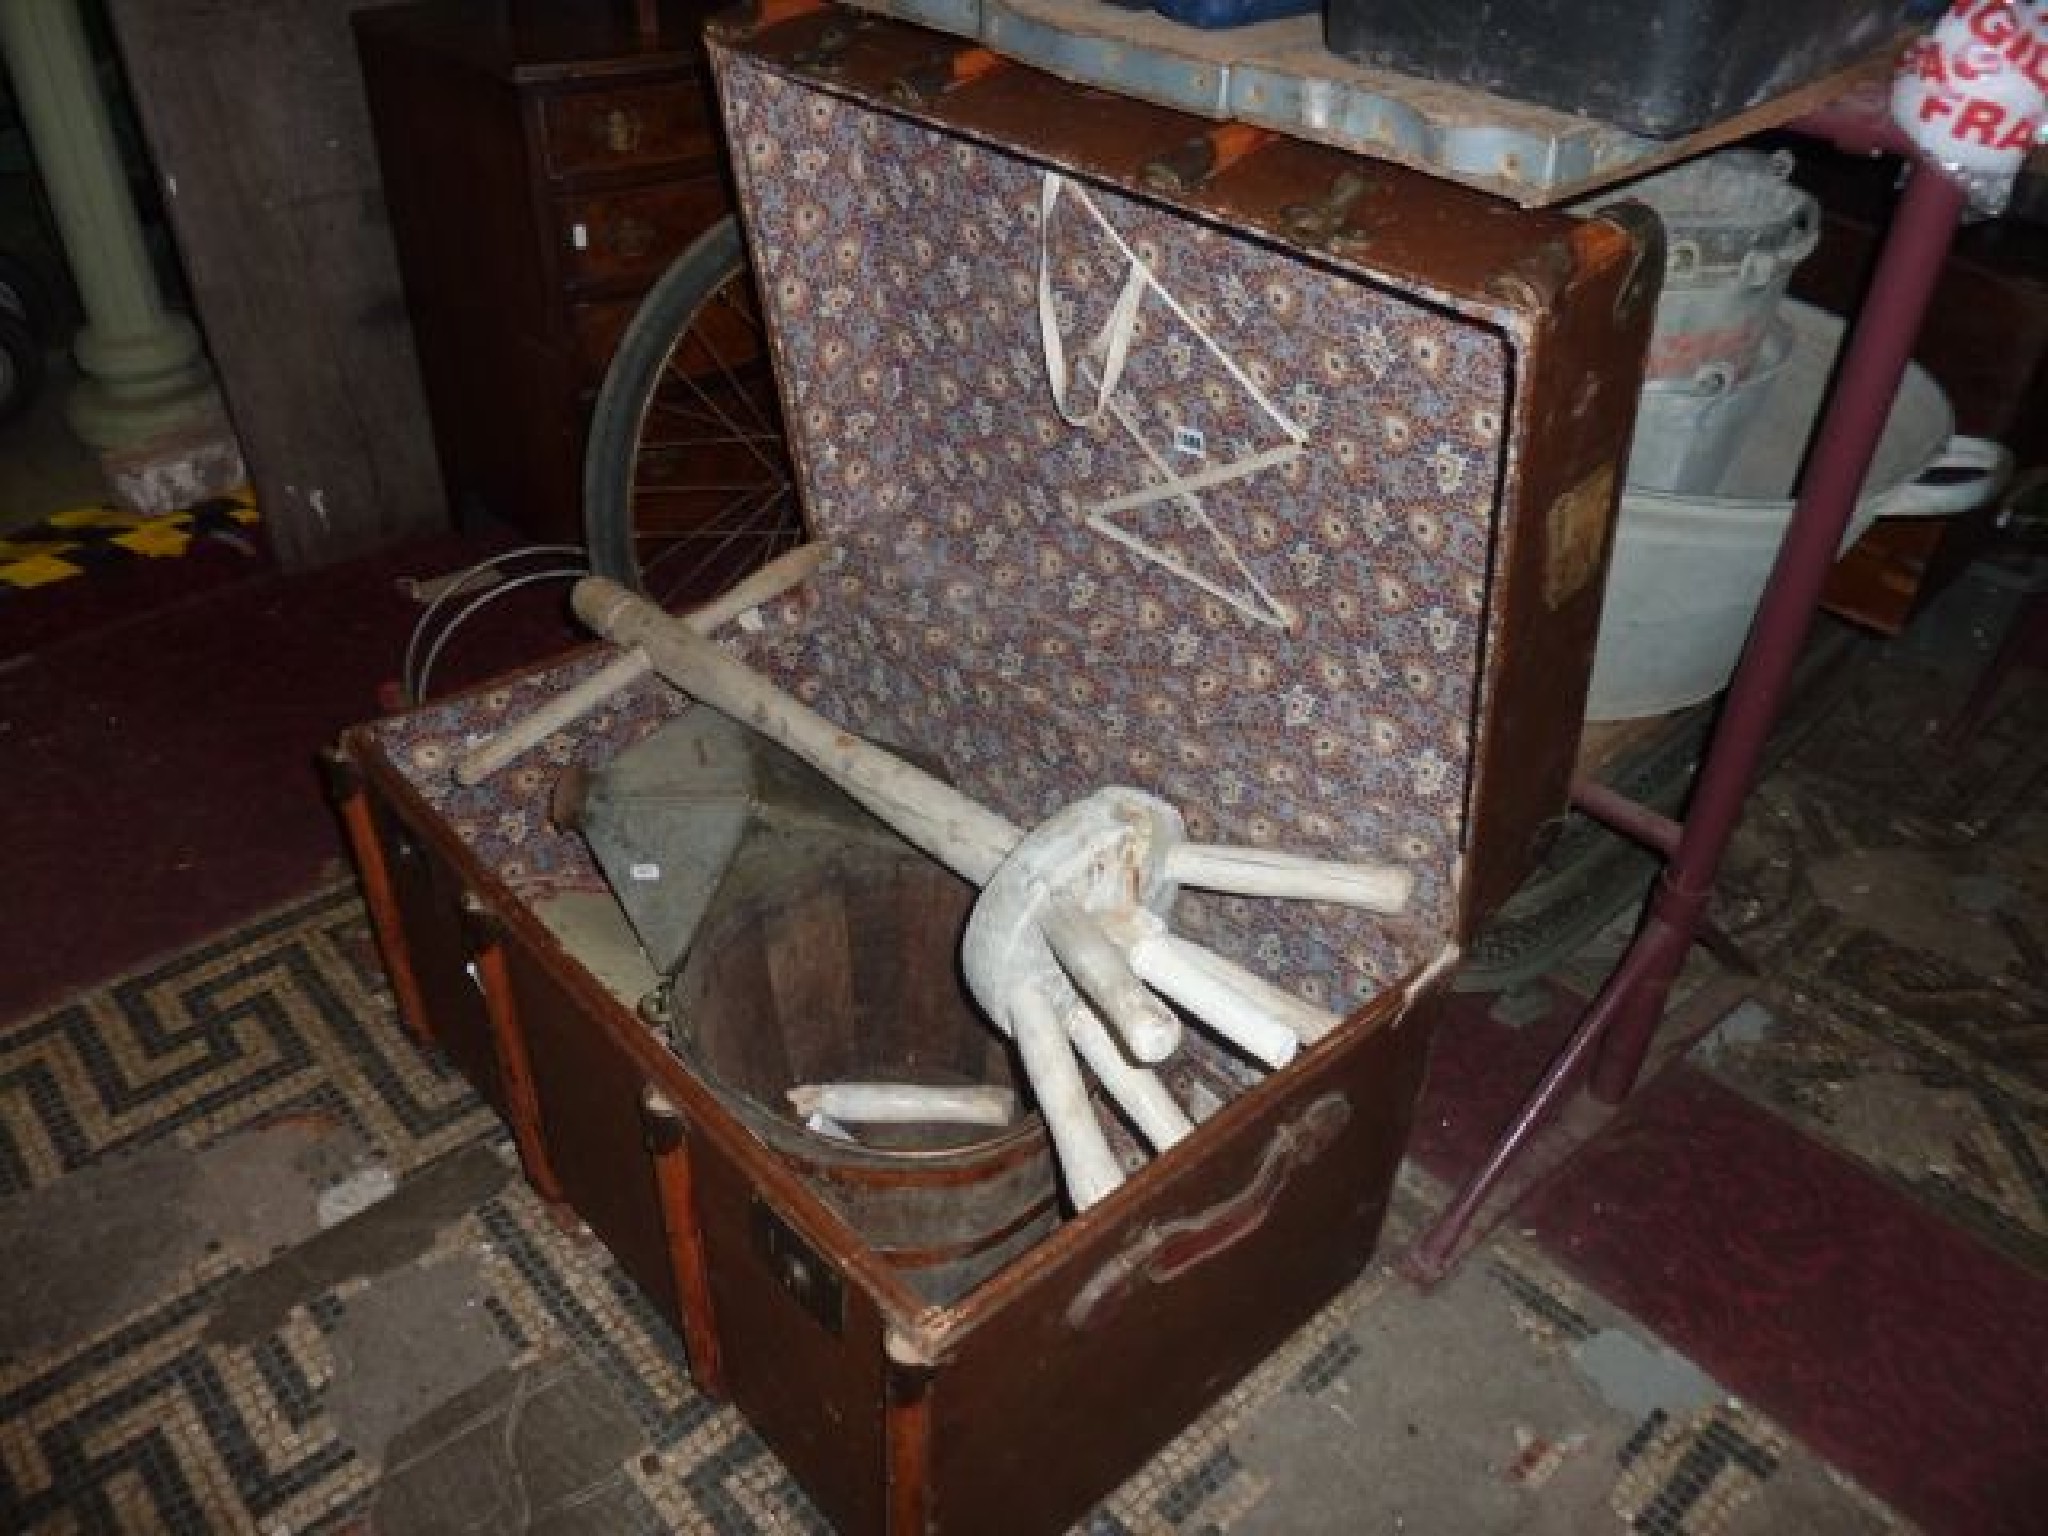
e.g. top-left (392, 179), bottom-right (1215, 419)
top-left (1092, 383), bottom-right (1298, 630)
top-left (1090, 441), bottom-right (1306, 520)
top-left (1039, 171), bottom-right (1306, 448)
top-left (1038, 170), bottom-right (1309, 630)
top-left (1039, 174), bottom-right (1148, 429)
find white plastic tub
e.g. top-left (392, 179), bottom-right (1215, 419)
top-left (1586, 301), bottom-right (2010, 722)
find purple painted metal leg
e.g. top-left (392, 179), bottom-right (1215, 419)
top-left (1405, 159), bottom-right (1968, 1287)
top-left (1589, 160), bottom-right (1966, 1101)
top-left (1571, 776), bottom-right (1681, 859)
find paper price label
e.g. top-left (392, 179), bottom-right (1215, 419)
top-left (1893, 1), bottom-right (2048, 206)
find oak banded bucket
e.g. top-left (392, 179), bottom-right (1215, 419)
top-left (667, 832), bottom-right (1060, 1306)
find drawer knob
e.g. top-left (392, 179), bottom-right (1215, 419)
top-left (610, 216), bottom-right (657, 260)
top-left (598, 106), bottom-right (643, 156)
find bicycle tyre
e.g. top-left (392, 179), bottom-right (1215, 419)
top-left (582, 215), bottom-right (800, 609)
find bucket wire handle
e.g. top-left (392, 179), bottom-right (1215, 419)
top-left (1738, 246), bottom-right (1779, 288)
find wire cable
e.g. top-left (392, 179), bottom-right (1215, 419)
top-left (412, 565), bottom-right (589, 705)
top-left (399, 544), bottom-right (585, 704)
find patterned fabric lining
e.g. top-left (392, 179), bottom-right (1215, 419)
top-left (720, 56), bottom-right (1516, 1009)
top-left (368, 653), bottom-right (688, 902)
top-left (374, 59), bottom-right (1528, 1017)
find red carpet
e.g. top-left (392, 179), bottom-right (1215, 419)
top-left (1410, 985), bottom-right (1585, 1185)
top-left (0, 526), bottom-right (269, 661)
top-left (0, 530), bottom-right (580, 1022)
top-left (1514, 1063), bottom-right (2048, 1536)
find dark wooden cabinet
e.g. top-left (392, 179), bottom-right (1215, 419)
top-left (354, 0), bottom-right (735, 543)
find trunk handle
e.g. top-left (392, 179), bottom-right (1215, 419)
top-left (1066, 1092), bottom-right (1351, 1329)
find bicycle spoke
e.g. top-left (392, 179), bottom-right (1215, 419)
top-left (631, 478), bottom-right (791, 542)
top-left (664, 292), bottom-right (779, 441)
top-left (651, 360), bottom-right (785, 483)
top-left (637, 423), bottom-right (785, 451)
top-left (632, 476), bottom-right (777, 524)
top-left (631, 482), bottom-right (786, 497)
top-left (639, 489), bottom-right (801, 607)
top-left (589, 217), bottom-right (801, 609)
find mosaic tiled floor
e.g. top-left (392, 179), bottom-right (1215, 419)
top-left (1502, 591), bottom-right (2048, 1536)
top-left (2, 885), bottom-right (1902, 1534)
top-left (1699, 626), bottom-right (2048, 1273)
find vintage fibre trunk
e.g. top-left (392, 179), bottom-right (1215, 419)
top-left (330, 7), bottom-right (1654, 1533)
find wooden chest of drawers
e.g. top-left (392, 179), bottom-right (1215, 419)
top-left (355, 0), bottom-right (734, 542)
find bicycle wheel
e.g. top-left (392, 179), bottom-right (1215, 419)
top-left (583, 215), bottom-right (801, 609)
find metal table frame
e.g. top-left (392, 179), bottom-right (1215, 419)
top-left (1408, 105), bottom-right (1966, 1281)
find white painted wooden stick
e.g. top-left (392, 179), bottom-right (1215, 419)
top-left (1402, 943), bottom-right (1462, 1005)
top-left (786, 1082), bottom-right (1016, 1127)
top-left (573, 576), bottom-right (1021, 886)
top-left (682, 540), bottom-right (831, 633)
top-left (456, 544), bottom-right (831, 786)
top-left (1064, 1006), bottom-right (1195, 1153)
top-left (1127, 931), bottom-right (1301, 1069)
top-left (1039, 897), bottom-right (1182, 1064)
top-left (1155, 936), bottom-right (1345, 1046)
top-left (455, 650), bottom-right (655, 786)
top-left (1162, 843), bottom-right (1414, 916)
top-left (1009, 982), bottom-right (1124, 1210)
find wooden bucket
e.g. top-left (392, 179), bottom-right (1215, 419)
top-left (666, 829), bottom-right (1060, 1305)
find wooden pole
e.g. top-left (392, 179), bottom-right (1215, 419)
top-left (455, 543), bottom-right (830, 786)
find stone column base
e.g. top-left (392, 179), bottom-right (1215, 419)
top-left (98, 405), bottom-right (248, 517)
